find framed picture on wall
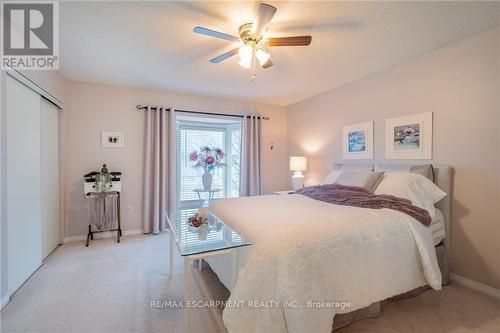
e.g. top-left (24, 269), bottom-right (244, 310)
top-left (101, 131), bottom-right (125, 148)
top-left (342, 121), bottom-right (373, 160)
top-left (385, 112), bottom-right (432, 159)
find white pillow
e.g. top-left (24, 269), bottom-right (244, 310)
top-left (335, 170), bottom-right (385, 192)
top-left (374, 173), bottom-right (446, 218)
top-left (321, 170), bottom-right (342, 185)
top-left (322, 164), bottom-right (373, 184)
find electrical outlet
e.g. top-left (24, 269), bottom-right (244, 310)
top-left (127, 206), bottom-right (133, 214)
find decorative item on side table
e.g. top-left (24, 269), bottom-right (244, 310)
top-left (186, 208), bottom-right (223, 241)
top-left (290, 156), bottom-right (307, 191)
top-left (189, 146), bottom-right (226, 190)
top-left (83, 164), bottom-right (122, 247)
top-left (187, 213), bottom-right (207, 229)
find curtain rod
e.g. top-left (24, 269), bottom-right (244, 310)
top-left (136, 105), bottom-right (270, 121)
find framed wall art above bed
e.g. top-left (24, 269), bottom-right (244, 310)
top-left (342, 121), bottom-right (374, 160)
top-left (385, 112), bottom-right (433, 159)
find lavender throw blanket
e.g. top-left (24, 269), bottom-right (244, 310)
top-left (296, 184), bottom-right (431, 226)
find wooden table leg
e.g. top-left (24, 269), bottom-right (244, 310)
top-left (86, 225), bottom-right (91, 247)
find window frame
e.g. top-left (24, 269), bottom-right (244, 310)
top-left (176, 118), bottom-right (242, 210)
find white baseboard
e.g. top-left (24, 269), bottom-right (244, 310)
top-left (63, 229), bottom-right (143, 243)
top-left (1, 295), bottom-right (10, 310)
top-left (450, 272), bottom-right (500, 300)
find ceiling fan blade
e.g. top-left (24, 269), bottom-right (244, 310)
top-left (251, 3), bottom-right (277, 36)
top-left (193, 26), bottom-right (239, 42)
top-left (267, 36), bottom-right (312, 47)
top-left (262, 59), bottom-right (273, 69)
top-left (209, 48), bottom-right (239, 64)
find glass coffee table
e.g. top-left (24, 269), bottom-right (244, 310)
top-left (164, 210), bottom-right (251, 331)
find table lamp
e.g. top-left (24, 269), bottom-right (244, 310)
top-left (289, 156), bottom-right (307, 190)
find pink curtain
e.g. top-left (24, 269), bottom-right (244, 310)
top-left (240, 115), bottom-right (262, 196)
top-left (142, 107), bottom-right (177, 234)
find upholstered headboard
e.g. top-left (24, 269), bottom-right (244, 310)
top-left (431, 165), bottom-right (452, 257)
top-left (332, 163), bottom-right (453, 256)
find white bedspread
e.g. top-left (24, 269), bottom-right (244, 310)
top-left (210, 194), bottom-right (442, 333)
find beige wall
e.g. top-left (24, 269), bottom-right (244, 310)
top-left (63, 81), bottom-right (288, 237)
top-left (287, 27), bottom-right (500, 289)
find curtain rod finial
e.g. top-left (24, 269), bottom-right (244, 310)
top-left (136, 104), bottom-right (143, 110)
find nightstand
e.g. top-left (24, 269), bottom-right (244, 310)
top-left (274, 190), bottom-right (295, 195)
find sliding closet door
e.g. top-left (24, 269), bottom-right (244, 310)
top-left (6, 75), bottom-right (42, 295)
top-left (40, 98), bottom-right (60, 259)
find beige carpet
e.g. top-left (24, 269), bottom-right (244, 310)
top-left (1, 234), bottom-right (499, 333)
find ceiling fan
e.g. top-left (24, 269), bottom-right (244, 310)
top-left (193, 3), bottom-right (312, 81)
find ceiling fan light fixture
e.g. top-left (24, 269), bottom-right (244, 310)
top-left (255, 49), bottom-right (270, 66)
top-left (193, 3), bottom-right (312, 81)
top-left (238, 58), bottom-right (251, 69)
top-left (238, 45), bottom-right (253, 62)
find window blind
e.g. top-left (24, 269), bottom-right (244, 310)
top-left (176, 116), bottom-right (242, 211)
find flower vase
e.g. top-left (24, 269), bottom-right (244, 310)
top-left (202, 171), bottom-right (213, 190)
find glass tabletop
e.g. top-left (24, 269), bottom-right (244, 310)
top-left (192, 189), bottom-right (221, 193)
top-left (164, 210), bottom-right (251, 256)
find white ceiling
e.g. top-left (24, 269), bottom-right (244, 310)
top-left (59, 1), bottom-right (499, 106)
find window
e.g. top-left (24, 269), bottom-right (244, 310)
top-left (176, 115), bottom-right (242, 210)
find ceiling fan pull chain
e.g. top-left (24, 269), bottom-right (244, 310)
top-left (251, 48), bottom-right (256, 81)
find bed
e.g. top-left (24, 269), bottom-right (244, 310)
top-left (205, 165), bottom-right (452, 333)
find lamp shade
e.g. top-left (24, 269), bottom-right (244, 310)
top-left (289, 156), bottom-right (307, 171)
top-left (255, 49), bottom-right (271, 66)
